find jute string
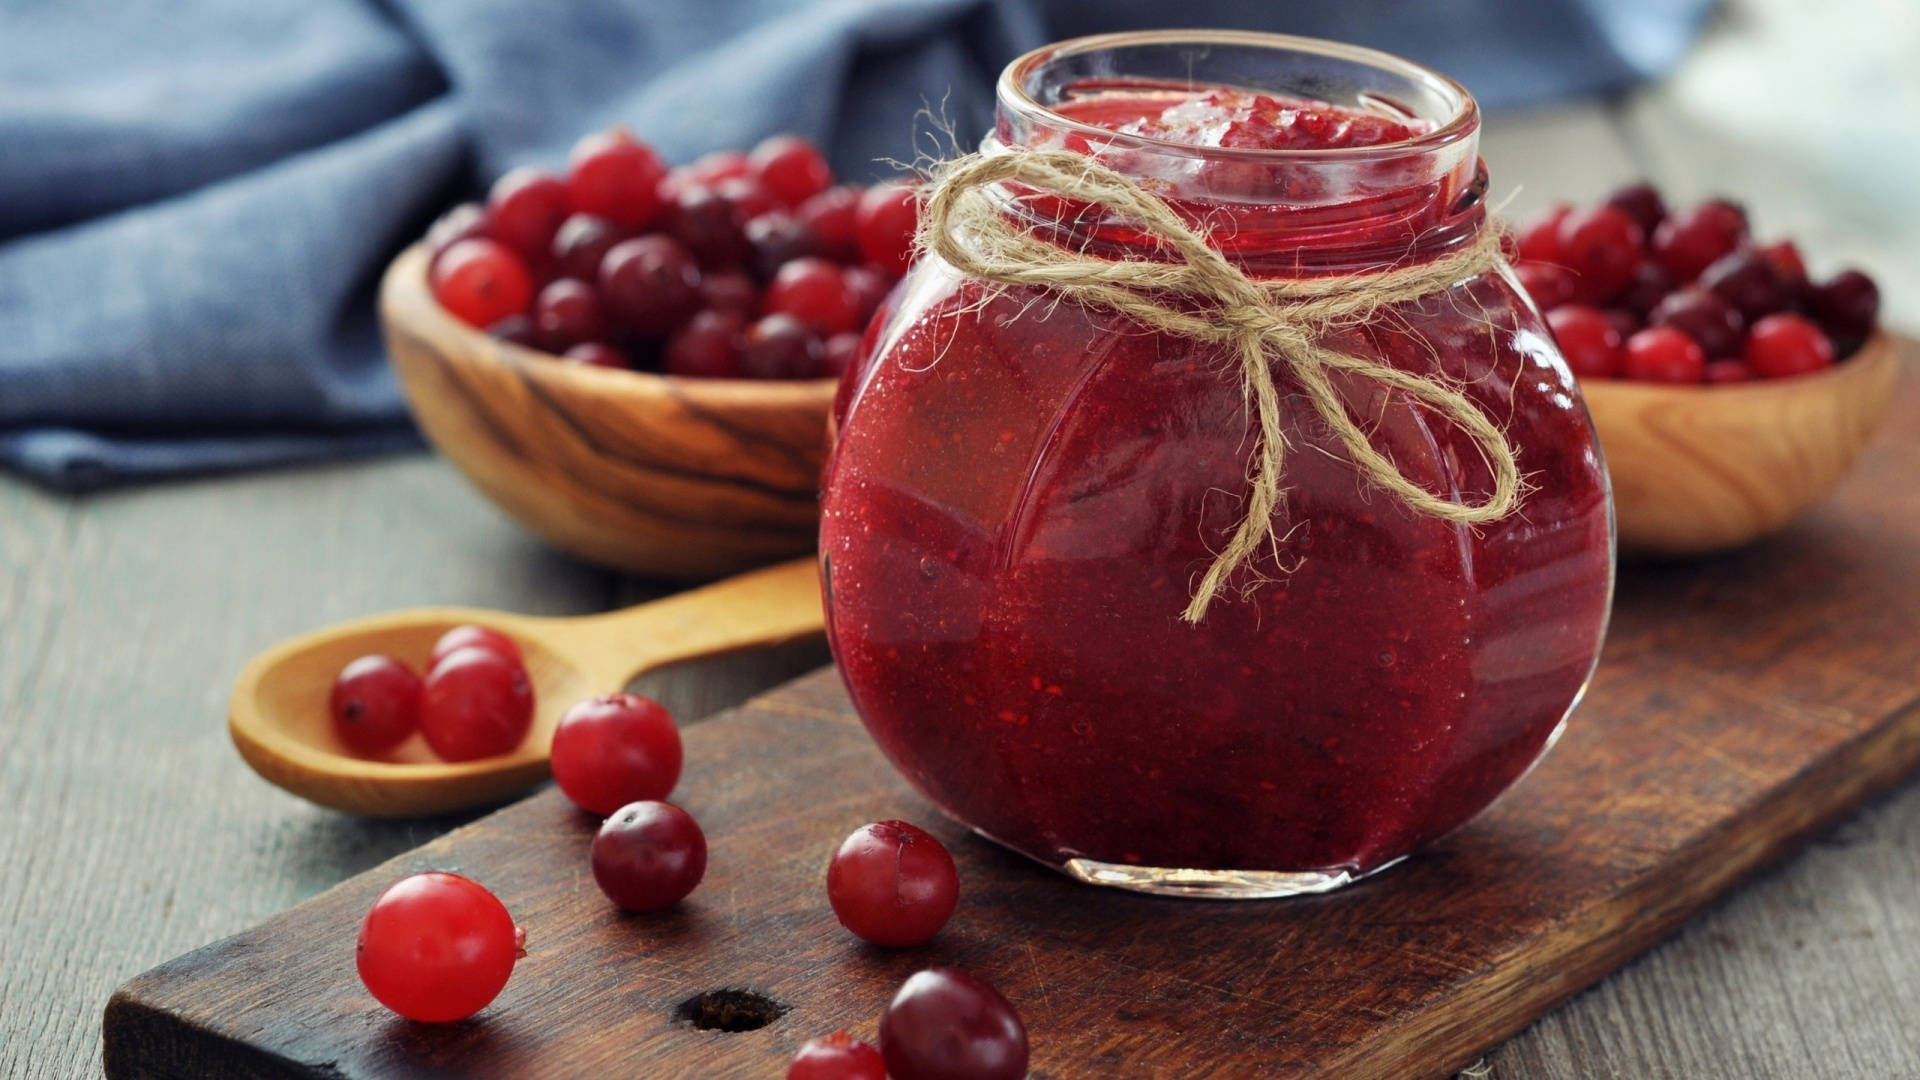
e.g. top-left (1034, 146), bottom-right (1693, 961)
top-left (914, 147), bottom-right (1523, 623)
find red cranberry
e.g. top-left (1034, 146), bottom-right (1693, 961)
top-left (698, 269), bottom-right (760, 321)
top-left (1649, 288), bottom-right (1745, 359)
top-left (748, 214), bottom-right (825, 280)
top-left (1554, 205), bottom-right (1643, 302)
top-left (1756, 240), bottom-right (1808, 288)
top-left (1652, 199), bottom-right (1748, 282)
top-left (766, 257), bottom-right (858, 335)
top-left (1603, 182), bottom-right (1668, 236)
top-left (533, 278), bottom-right (607, 349)
top-left (1622, 326), bottom-right (1707, 383)
top-left (789, 1030), bottom-right (887, 1080)
top-left (855, 183), bottom-right (920, 273)
top-left (551, 213), bottom-right (627, 282)
top-left (1514, 261), bottom-right (1578, 311)
top-left (1700, 249), bottom-right (1792, 323)
top-left (1805, 269), bottom-right (1879, 356)
top-left (550, 693), bottom-right (682, 816)
top-left (1615, 260), bottom-right (1675, 317)
top-left (1546, 305), bottom-right (1623, 379)
top-left (330, 655), bottom-right (421, 755)
top-left (879, 968), bottom-right (1028, 1080)
top-left (1745, 312), bottom-right (1835, 378)
top-left (426, 202), bottom-right (490, 258)
top-left (741, 314), bottom-right (824, 379)
top-left (823, 332), bottom-right (862, 377)
top-left (485, 167), bottom-right (571, 263)
top-left (826, 820), bottom-right (959, 947)
top-left (567, 128), bottom-right (667, 228)
top-left (590, 801), bottom-right (707, 911)
top-left (715, 175), bottom-right (780, 221)
top-left (486, 314), bottom-right (540, 348)
top-left (564, 342), bottom-right (627, 368)
top-left (1704, 359), bottom-right (1756, 384)
top-left (1515, 204), bottom-right (1570, 265)
top-left (357, 873), bottom-right (521, 1023)
top-left (843, 266), bottom-right (892, 325)
top-left (600, 235), bottom-right (702, 336)
top-left (1602, 309), bottom-right (1642, 343)
top-left (429, 624), bottom-right (524, 669)
top-left (430, 238), bottom-right (533, 329)
top-left (420, 647), bottom-right (534, 762)
top-left (686, 149), bottom-right (753, 186)
top-left (799, 185), bottom-right (864, 262)
top-left (665, 310), bottom-right (745, 378)
top-left (751, 134), bottom-right (835, 209)
top-left (664, 185), bottom-right (753, 270)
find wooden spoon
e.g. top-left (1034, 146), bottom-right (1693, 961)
top-left (229, 558), bottom-right (826, 818)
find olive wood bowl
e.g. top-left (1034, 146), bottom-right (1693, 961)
top-left (1581, 331), bottom-right (1902, 556)
top-left (379, 244), bottom-right (838, 580)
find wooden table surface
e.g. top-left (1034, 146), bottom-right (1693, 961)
top-left (4, 1), bottom-right (1916, 1076)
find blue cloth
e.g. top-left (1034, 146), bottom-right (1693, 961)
top-left (0, 0), bottom-right (1712, 492)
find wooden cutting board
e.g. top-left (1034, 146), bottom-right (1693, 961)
top-left (106, 368), bottom-right (1920, 1080)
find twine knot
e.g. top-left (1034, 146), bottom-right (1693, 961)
top-left (914, 147), bottom-right (1523, 623)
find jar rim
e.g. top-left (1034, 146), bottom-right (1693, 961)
top-left (997, 29), bottom-right (1479, 163)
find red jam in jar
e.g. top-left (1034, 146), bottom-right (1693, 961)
top-left (821, 32), bottom-right (1614, 897)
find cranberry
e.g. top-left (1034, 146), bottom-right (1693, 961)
top-left (843, 266), bottom-right (892, 324)
top-left (1603, 182), bottom-right (1668, 236)
top-left (686, 149), bottom-right (753, 186)
top-left (826, 820), bottom-right (959, 947)
top-left (855, 183), bottom-right (920, 273)
top-left (356, 873), bottom-right (521, 1023)
top-left (1806, 269), bottom-right (1880, 355)
top-left (1700, 249), bottom-right (1792, 323)
top-left (485, 167), bottom-right (571, 262)
top-left (748, 214), bottom-right (825, 280)
top-left (1756, 240), bottom-right (1808, 288)
top-left (567, 128), bottom-right (667, 228)
top-left (430, 238), bottom-right (533, 329)
top-left (698, 269), bottom-right (760, 321)
top-left (551, 213), bottom-right (628, 282)
top-left (429, 624), bottom-right (524, 669)
top-left (789, 1030), bottom-right (887, 1080)
top-left (330, 655), bottom-right (421, 755)
top-left (798, 185), bottom-right (864, 262)
top-left (1649, 288), bottom-right (1745, 359)
top-left (716, 175), bottom-right (781, 221)
top-left (1622, 326), bottom-right (1707, 383)
top-left (533, 278), bottom-right (607, 349)
top-left (1652, 199), bottom-right (1748, 282)
top-left (600, 235), bottom-right (702, 336)
top-left (420, 646), bottom-right (534, 762)
top-left (1615, 260), bottom-right (1675, 317)
top-left (751, 134), bottom-right (835, 209)
top-left (426, 202), bottom-right (490, 258)
top-left (766, 257), bottom-right (858, 335)
top-left (1546, 305), bottom-right (1623, 379)
top-left (590, 801), bottom-right (707, 911)
top-left (664, 185), bottom-right (752, 270)
top-left (665, 310), bottom-right (745, 377)
top-left (1745, 312), bottom-right (1835, 378)
top-left (486, 314), bottom-right (540, 348)
top-left (741, 314), bottom-right (823, 379)
top-left (1704, 359), bottom-right (1756, 384)
top-left (1554, 206), bottom-right (1643, 302)
top-left (550, 693), bottom-right (682, 816)
top-left (823, 332), bottom-right (862, 377)
top-left (1514, 261), bottom-right (1578, 311)
top-left (1602, 309), bottom-right (1642, 343)
top-left (564, 342), bottom-right (627, 368)
top-left (1515, 204), bottom-right (1570, 265)
top-left (879, 968), bottom-right (1028, 1080)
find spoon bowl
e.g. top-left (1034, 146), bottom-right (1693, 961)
top-left (230, 558), bottom-right (825, 817)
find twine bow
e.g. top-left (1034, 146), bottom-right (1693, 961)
top-left (914, 147), bottom-right (1523, 623)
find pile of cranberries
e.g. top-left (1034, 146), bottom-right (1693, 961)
top-left (1514, 183), bottom-right (1880, 384)
top-left (424, 128), bottom-right (919, 380)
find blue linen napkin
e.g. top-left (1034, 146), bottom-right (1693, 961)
top-left (0, 0), bottom-right (1712, 491)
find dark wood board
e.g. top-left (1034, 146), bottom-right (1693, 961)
top-left (104, 368), bottom-right (1920, 1080)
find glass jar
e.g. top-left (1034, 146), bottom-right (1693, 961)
top-left (819, 31), bottom-right (1614, 898)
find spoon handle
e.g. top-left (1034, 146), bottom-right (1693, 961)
top-left (560, 557), bottom-right (826, 683)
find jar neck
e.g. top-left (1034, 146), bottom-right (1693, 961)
top-left (991, 33), bottom-right (1487, 275)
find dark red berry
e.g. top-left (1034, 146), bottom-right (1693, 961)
top-left (1554, 205), bottom-right (1643, 302)
top-left (748, 213), bottom-right (824, 280)
top-left (357, 873), bottom-right (521, 1023)
top-left (551, 213), bottom-right (628, 282)
top-left (1615, 260), bottom-right (1675, 317)
top-left (1603, 182), bottom-right (1668, 236)
top-left (331, 655), bottom-right (421, 755)
top-left (1649, 288), bottom-right (1746, 359)
top-left (1756, 240), bottom-right (1808, 288)
top-left (1546, 305), bottom-right (1623, 379)
top-left (567, 128), bottom-right (667, 228)
top-left (600, 235), bottom-right (701, 336)
top-left (1622, 326), bottom-right (1707, 383)
top-left (855, 183), bottom-right (920, 273)
top-left (564, 342), bottom-right (627, 368)
top-left (827, 821), bottom-right (959, 947)
top-left (1704, 359), bottom-right (1756, 384)
top-left (789, 1030), bottom-right (887, 1080)
top-left (880, 968), bottom-right (1028, 1080)
top-left (698, 269), bottom-right (760, 321)
top-left (823, 332), bottom-right (862, 378)
top-left (843, 266), bottom-right (892, 325)
top-left (1805, 269), bottom-right (1879, 356)
top-left (590, 801), bottom-right (706, 911)
top-left (551, 693), bottom-right (682, 817)
top-left (665, 310), bottom-right (745, 378)
top-left (420, 647), bottom-right (534, 762)
top-left (1700, 249), bottom-right (1792, 323)
top-left (751, 134), bottom-right (835, 209)
top-left (716, 175), bottom-right (780, 222)
top-left (664, 185), bottom-right (752, 270)
top-left (798, 185), bottom-right (864, 262)
top-left (429, 624), bottom-right (524, 669)
top-left (1745, 312), bottom-right (1835, 378)
top-left (486, 314), bottom-right (540, 348)
top-left (1602, 309), bottom-right (1642, 343)
top-left (427, 202), bottom-right (490, 258)
top-left (1515, 204), bottom-right (1570, 265)
top-left (766, 257), bottom-right (858, 335)
top-left (486, 167), bottom-right (571, 262)
top-left (741, 314), bottom-right (823, 379)
top-left (1514, 261), bottom-right (1578, 311)
top-left (430, 239), bottom-right (533, 329)
top-left (1652, 199), bottom-right (1748, 282)
top-left (533, 278), bottom-right (607, 349)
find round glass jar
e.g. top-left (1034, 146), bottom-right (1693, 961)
top-left (819, 31), bottom-right (1614, 898)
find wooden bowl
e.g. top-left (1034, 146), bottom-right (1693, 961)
top-left (1581, 332), bottom-right (1902, 556)
top-left (379, 245), bottom-right (837, 579)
